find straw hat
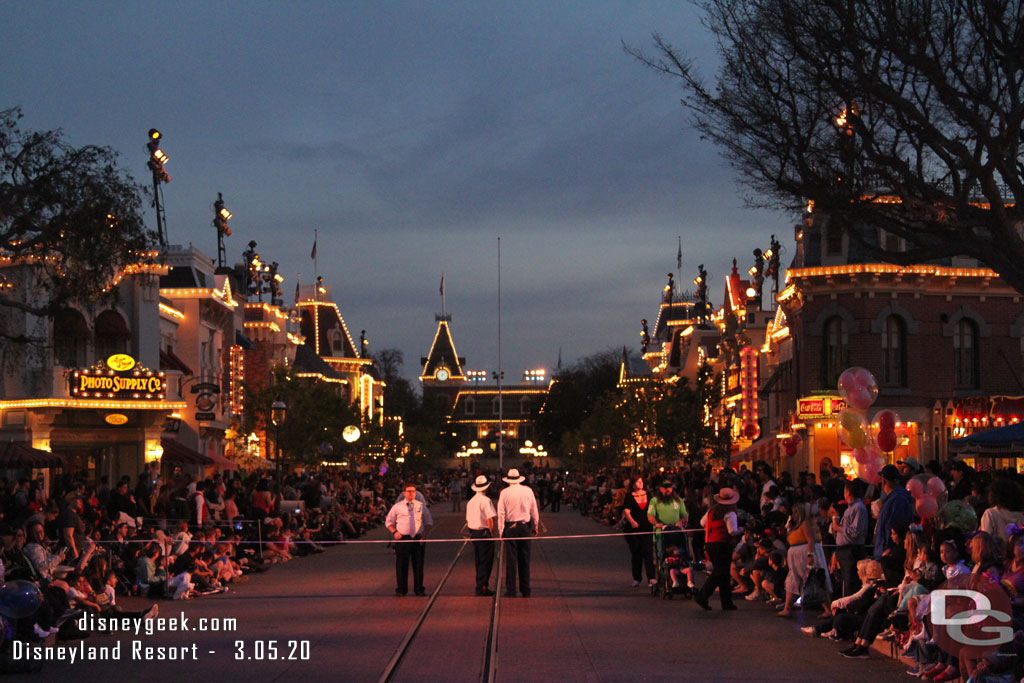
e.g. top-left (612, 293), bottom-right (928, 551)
top-left (503, 468), bottom-right (525, 484)
top-left (713, 487), bottom-right (740, 505)
top-left (471, 475), bottom-right (490, 492)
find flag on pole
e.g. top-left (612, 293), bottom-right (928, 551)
top-left (439, 274), bottom-right (445, 297)
top-left (677, 237), bottom-right (682, 270)
top-left (294, 274), bottom-right (301, 304)
top-left (310, 230), bottom-right (317, 260)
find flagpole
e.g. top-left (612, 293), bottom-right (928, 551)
top-left (676, 236), bottom-right (682, 301)
top-left (497, 236), bottom-right (503, 472)
top-left (441, 272), bottom-right (446, 319)
top-left (314, 229), bottom-right (319, 293)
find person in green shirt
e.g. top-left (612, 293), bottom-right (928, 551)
top-left (647, 480), bottom-right (688, 530)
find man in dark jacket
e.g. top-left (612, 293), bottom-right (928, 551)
top-left (872, 465), bottom-right (915, 559)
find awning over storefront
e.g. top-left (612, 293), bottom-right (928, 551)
top-left (235, 330), bottom-right (256, 350)
top-left (160, 437), bottom-right (214, 466)
top-left (208, 451), bottom-right (239, 471)
top-left (950, 422), bottom-right (1024, 456)
top-left (160, 347), bottom-right (194, 375)
top-left (731, 435), bottom-right (779, 465)
top-left (0, 442), bottom-right (65, 469)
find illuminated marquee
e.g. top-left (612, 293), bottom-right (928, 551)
top-left (796, 395), bottom-right (847, 421)
top-left (740, 347), bottom-right (759, 440)
top-left (72, 357), bottom-right (166, 400)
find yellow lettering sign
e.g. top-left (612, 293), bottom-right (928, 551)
top-left (106, 354), bottom-right (136, 372)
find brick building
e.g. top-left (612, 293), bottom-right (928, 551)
top-left (760, 209), bottom-right (1024, 477)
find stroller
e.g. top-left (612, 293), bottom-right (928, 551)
top-left (651, 525), bottom-right (691, 600)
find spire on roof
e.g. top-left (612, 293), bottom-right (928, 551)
top-left (420, 314), bottom-right (466, 379)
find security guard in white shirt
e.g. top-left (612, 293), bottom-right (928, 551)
top-left (385, 483), bottom-right (433, 596)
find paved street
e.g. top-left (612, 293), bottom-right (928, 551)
top-left (25, 509), bottom-right (906, 682)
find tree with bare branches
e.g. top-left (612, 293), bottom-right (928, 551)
top-left (0, 108), bottom-right (156, 345)
top-left (628, 0), bottom-right (1023, 288)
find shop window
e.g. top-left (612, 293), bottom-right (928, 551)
top-left (822, 316), bottom-right (847, 388)
top-left (520, 396), bottom-right (531, 415)
top-left (53, 309), bottom-right (89, 367)
top-left (94, 310), bottom-right (130, 361)
top-left (465, 398), bottom-right (475, 415)
top-left (881, 315), bottom-right (906, 386)
top-left (953, 318), bottom-right (978, 388)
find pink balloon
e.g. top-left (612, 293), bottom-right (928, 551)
top-left (847, 387), bottom-right (876, 411)
top-left (907, 477), bottom-right (925, 499)
top-left (876, 410), bottom-right (898, 432)
top-left (791, 432), bottom-right (803, 445)
top-left (853, 367), bottom-right (877, 388)
top-left (858, 460), bottom-right (881, 485)
top-left (838, 367), bottom-right (879, 408)
top-left (852, 447), bottom-right (869, 464)
top-left (876, 429), bottom-right (898, 452)
top-left (925, 475), bottom-right (946, 497)
top-left (915, 496), bottom-right (939, 520)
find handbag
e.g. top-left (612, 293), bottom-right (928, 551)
top-left (801, 567), bottom-right (829, 607)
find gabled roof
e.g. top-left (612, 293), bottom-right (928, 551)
top-left (619, 347), bottom-right (653, 385)
top-left (420, 317), bottom-right (466, 379)
top-left (293, 343), bottom-right (345, 380)
top-left (652, 300), bottom-right (696, 342)
top-left (297, 301), bottom-right (360, 359)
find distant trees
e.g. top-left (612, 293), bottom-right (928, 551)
top-left (243, 366), bottom-right (361, 466)
top-left (629, 1), bottom-right (1024, 290)
top-left (542, 348), bottom-right (722, 467)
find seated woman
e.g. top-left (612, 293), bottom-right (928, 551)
top-left (801, 558), bottom-right (883, 640)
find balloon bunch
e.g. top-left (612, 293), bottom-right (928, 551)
top-left (782, 432), bottom-right (802, 456)
top-left (836, 367), bottom-right (887, 484)
top-left (906, 473), bottom-right (947, 520)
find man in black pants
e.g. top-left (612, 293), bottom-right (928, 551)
top-left (497, 469), bottom-right (540, 597)
top-left (466, 475), bottom-right (497, 595)
top-left (385, 484), bottom-right (434, 596)
top-left (831, 480), bottom-right (868, 596)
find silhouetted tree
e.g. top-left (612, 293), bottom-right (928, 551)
top-left (629, 1), bottom-right (1024, 288)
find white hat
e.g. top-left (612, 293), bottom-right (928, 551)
top-left (471, 475), bottom-right (490, 492)
top-left (503, 468), bottom-right (525, 484)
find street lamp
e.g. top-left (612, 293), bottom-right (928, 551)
top-left (146, 128), bottom-right (171, 245)
top-left (271, 397), bottom-right (286, 479)
top-left (213, 193), bottom-right (232, 268)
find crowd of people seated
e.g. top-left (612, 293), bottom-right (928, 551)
top-left (0, 466), bottom-right (393, 654)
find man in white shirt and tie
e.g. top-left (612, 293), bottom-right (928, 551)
top-left (385, 483), bottom-right (434, 596)
top-left (497, 468), bottom-right (540, 597)
top-left (466, 475), bottom-right (497, 596)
